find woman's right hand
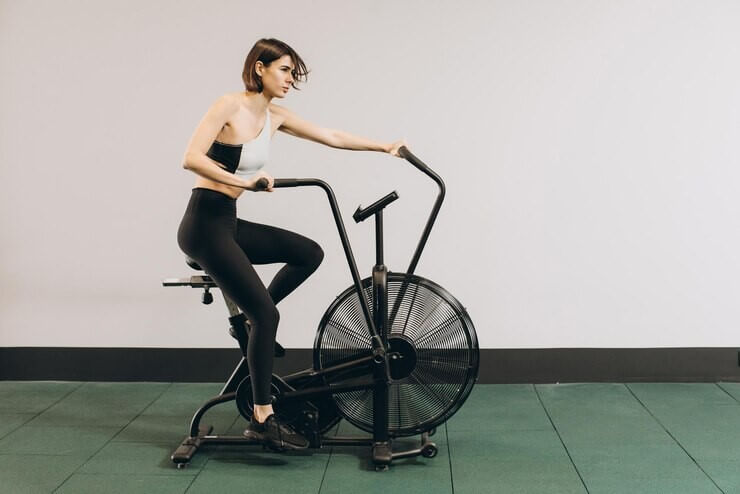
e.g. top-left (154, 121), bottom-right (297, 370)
top-left (245, 171), bottom-right (275, 192)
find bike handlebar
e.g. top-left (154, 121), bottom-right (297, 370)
top-left (397, 145), bottom-right (430, 173)
top-left (252, 146), bottom-right (432, 192)
top-left (244, 146), bottom-right (445, 361)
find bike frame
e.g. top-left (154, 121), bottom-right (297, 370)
top-left (165, 146), bottom-right (445, 468)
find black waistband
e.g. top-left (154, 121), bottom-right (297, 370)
top-left (191, 187), bottom-right (236, 202)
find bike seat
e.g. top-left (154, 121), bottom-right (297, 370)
top-left (185, 257), bottom-right (202, 271)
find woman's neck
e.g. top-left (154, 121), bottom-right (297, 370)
top-left (243, 91), bottom-right (271, 113)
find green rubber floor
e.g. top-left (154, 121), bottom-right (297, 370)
top-left (1, 381), bottom-right (739, 493)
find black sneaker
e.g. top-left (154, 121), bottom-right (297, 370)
top-left (243, 414), bottom-right (309, 451)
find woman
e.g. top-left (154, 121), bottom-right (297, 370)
top-left (177, 38), bottom-right (406, 451)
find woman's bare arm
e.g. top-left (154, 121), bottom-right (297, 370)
top-left (273, 104), bottom-right (404, 154)
top-left (182, 95), bottom-right (261, 189)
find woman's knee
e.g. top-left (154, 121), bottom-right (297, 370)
top-left (252, 304), bottom-right (280, 332)
top-left (305, 241), bottom-right (324, 269)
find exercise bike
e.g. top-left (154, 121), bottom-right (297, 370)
top-left (163, 146), bottom-right (479, 470)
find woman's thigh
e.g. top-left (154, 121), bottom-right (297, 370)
top-left (235, 218), bottom-right (322, 265)
top-left (195, 235), bottom-right (276, 319)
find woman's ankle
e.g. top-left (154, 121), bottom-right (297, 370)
top-left (253, 405), bottom-right (274, 423)
top-left (254, 413), bottom-right (274, 424)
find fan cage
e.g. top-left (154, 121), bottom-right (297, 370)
top-left (314, 273), bottom-right (479, 437)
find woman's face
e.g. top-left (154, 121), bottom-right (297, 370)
top-left (256, 54), bottom-right (295, 98)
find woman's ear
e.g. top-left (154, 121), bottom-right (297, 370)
top-left (254, 60), bottom-right (264, 77)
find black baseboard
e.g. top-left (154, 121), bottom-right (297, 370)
top-left (1, 347), bottom-right (739, 383)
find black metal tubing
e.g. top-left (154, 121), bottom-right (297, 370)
top-left (279, 376), bottom-right (377, 403)
top-left (376, 211), bottom-right (384, 265)
top-left (372, 265), bottom-right (389, 443)
top-left (283, 354), bottom-right (375, 383)
top-left (188, 392), bottom-right (235, 437)
top-left (271, 178), bottom-right (385, 355)
top-left (396, 146), bottom-right (446, 277)
top-left (391, 147), bottom-right (446, 329)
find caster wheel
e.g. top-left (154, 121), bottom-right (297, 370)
top-left (175, 463), bottom-right (188, 469)
top-left (421, 443), bottom-right (438, 458)
top-left (375, 464), bottom-right (389, 472)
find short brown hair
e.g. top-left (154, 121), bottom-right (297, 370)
top-left (242, 38), bottom-right (309, 92)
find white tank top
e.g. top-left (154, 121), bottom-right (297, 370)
top-left (235, 109), bottom-right (271, 179)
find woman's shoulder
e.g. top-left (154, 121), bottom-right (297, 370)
top-left (268, 103), bottom-right (297, 123)
top-left (268, 103), bottom-right (292, 127)
top-left (268, 102), bottom-right (288, 115)
top-left (210, 92), bottom-right (241, 114)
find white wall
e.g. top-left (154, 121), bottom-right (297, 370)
top-left (1, 0), bottom-right (739, 349)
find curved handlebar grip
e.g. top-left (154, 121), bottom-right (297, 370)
top-left (254, 177), bottom-right (270, 191)
top-left (398, 145), bottom-right (430, 172)
top-left (273, 179), bottom-right (302, 188)
top-left (253, 178), bottom-right (316, 189)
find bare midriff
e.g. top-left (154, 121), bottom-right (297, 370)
top-left (193, 177), bottom-right (245, 200)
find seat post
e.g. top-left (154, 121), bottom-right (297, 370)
top-left (375, 210), bottom-right (384, 266)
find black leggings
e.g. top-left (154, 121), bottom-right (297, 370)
top-left (177, 187), bottom-right (324, 405)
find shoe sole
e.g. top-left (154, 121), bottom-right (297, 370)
top-left (266, 439), bottom-right (309, 452)
top-left (243, 430), bottom-right (309, 451)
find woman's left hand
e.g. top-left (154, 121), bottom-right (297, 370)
top-left (387, 139), bottom-right (408, 157)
